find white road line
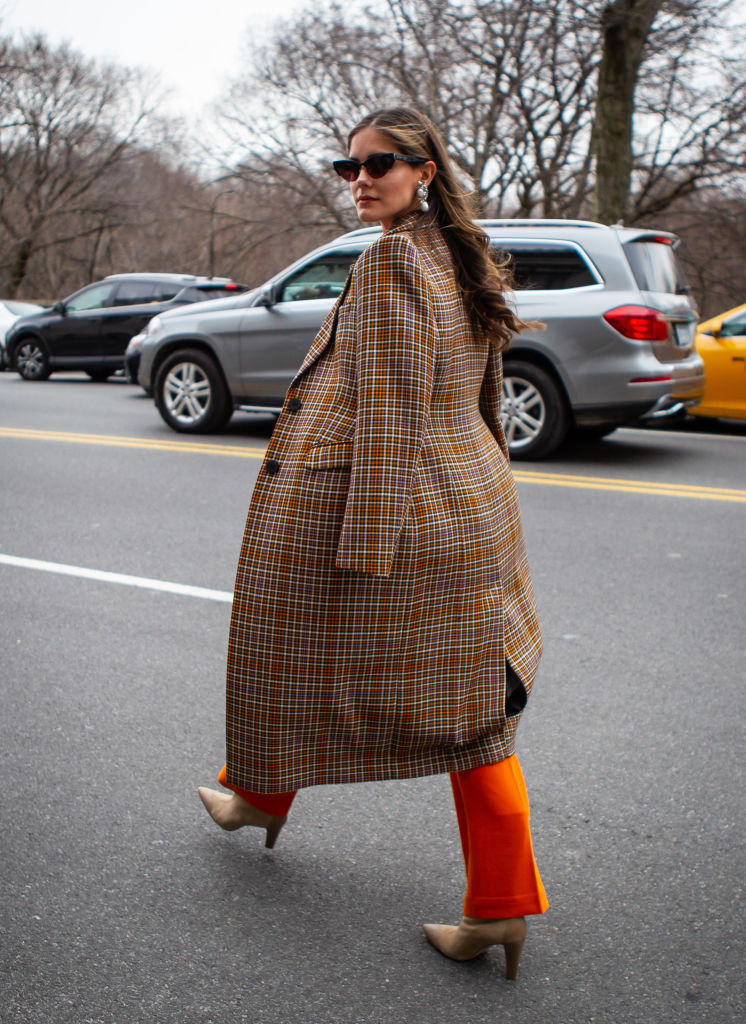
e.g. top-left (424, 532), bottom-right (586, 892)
top-left (0, 553), bottom-right (234, 603)
top-left (619, 426), bottom-right (746, 443)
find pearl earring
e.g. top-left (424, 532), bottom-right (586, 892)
top-left (417, 180), bottom-right (429, 212)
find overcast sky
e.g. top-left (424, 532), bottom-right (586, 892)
top-left (2, 0), bottom-right (306, 122)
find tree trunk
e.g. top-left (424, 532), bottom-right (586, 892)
top-left (591, 0), bottom-right (663, 224)
top-left (7, 238), bottom-right (34, 298)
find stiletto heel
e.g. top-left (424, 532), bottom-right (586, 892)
top-left (264, 817), bottom-right (284, 849)
top-left (197, 787), bottom-right (286, 848)
top-left (423, 915), bottom-right (527, 978)
top-left (503, 936), bottom-right (524, 980)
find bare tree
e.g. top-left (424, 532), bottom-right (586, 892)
top-left (3, 4), bottom-right (743, 306)
top-left (0, 33), bottom-right (172, 296)
top-left (590, 0), bottom-right (664, 223)
top-left (629, 1), bottom-right (746, 220)
top-left (214, 2), bottom-right (600, 213)
top-left (590, 0), bottom-right (746, 224)
top-left (214, 0), bottom-right (744, 230)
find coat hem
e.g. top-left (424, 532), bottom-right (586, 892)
top-left (226, 727), bottom-right (520, 793)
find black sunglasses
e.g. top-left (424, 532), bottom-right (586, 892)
top-left (333, 152), bottom-right (426, 182)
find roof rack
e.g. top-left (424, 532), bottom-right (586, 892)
top-left (479, 219), bottom-right (604, 229)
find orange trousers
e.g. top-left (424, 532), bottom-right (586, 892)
top-left (217, 754), bottom-right (548, 918)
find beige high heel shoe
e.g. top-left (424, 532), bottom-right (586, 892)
top-left (197, 787), bottom-right (286, 848)
top-left (423, 915), bottom-right (527, 979)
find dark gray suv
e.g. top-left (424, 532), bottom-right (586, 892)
top-left (137, 220), bottom-right (704, 458)
top-left (5, 273), bottom-right (246, 382)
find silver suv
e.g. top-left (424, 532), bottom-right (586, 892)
top-left (137, 220), bottom-right (704, 458)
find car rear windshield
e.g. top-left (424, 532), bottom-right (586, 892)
top-left (492, 243), bottom-right (598, 290)
top-left (623, 238), bottom-right (689, 295)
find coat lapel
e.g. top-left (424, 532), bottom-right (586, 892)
top-left (290, 271), bottom-right (353, 387)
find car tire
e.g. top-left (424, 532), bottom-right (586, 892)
top-left (14, 338), bottom-right (51, 381)
top-left (501, 360), bottom-right (570, 459)
top-left (572, 424), bottom-right (618, 440)
top-left (154, 348), bottom-right (232, 433)
top-left (86, 369), bottom-right (114, 382)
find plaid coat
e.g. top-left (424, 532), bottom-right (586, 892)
top-left (225, 211), bottom-right (542, 792)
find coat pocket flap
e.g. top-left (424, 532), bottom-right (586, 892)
top-left (305, 440), bottom-right (353, 470)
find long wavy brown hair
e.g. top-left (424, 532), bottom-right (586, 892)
top-left (348, 107), bottom-right (528, 350)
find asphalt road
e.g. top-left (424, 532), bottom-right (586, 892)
top-left (1, 372), bottom-right (744, 1024)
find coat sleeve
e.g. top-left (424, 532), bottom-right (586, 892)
top-left (335, 233), bottom-right (436, 577)
top-left (479, 343), bottom-right (510, 461)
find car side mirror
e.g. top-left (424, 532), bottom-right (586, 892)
top-left (53, 301), bottom-right (66, 315)
top-left (256, 285), bottom-right (279, 308)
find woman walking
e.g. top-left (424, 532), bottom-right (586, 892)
top-left (199, 107), bottom-right (548, 979)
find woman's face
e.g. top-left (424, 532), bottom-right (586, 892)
top-left (347, 126), bottom-right (435, 231)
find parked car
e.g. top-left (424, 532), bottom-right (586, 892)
top-left (137, 220), bottom-right (705, 458)
top-left (0, 299), bottom-right (45, 369)
top-left (688, 304), bottom-right (746, 422)
top-left (4, 274), bottom-right (247, 382)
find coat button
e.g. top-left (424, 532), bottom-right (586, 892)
top-left (287, 397), bottom-right (302, 412)
top-left (265, 458), bottom-right (281, 476)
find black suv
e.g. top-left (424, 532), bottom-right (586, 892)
top-left (4, 273), bottom-right (247, 381)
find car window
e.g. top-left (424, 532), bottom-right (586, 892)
top-left (278, 252), bottom-right (359, 302)
top-left (111, 281), bottom-right (159, 306)
top-left (718, 311), bottom-right (746, 337)
top-left (623, 239), bottom-right (689, 295)
top-left (492, 243), bottom-right (598, 290)
top-left (65, 283), bottom-right (116, 312)
top-left (152, 282), bottom-right (183, 301)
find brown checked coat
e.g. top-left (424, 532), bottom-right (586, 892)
top-left (225, 211), bottom-right (542, 793)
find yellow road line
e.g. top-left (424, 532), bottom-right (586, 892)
top-left (0, 427), bottom-right (267, 459)
top-left (512, 470), bottom-right (746, 502)
top-left (2, 426), bottom-right (745, 503)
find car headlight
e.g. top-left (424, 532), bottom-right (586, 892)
top-left (132, 316), bottom-right (164, 352)
top-left (125, 332), bottom-right (146, 354)
top-left (145, 316), bottom-right (163, 338)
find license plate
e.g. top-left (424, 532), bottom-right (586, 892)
top-left (674, 321), bottom-right (695, 347)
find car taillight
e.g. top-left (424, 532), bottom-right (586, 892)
top-left (603, 305), bottom-right (669, 342)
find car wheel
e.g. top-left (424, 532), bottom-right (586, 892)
top-left (15, 338), bottom-right (51, 381)
top-left (501, 361), bottom-right (570, 459)
top-left (86, 369), bottom-right (113, 382)
top-left (154, 349), bottom-right (232, 433)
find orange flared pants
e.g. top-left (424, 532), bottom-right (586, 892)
top-left (217, 755), bottom-right (548, 918)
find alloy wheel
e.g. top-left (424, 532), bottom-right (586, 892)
top-left (16, 341), bottom-right (48, 380)
top-left (500, 376), bottom-right (546, 450)
top-left (162, 361), bottom-right (212, 425)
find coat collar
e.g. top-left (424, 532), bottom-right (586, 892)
top-left (385, 209), bottom-right (427, 236)
top-left (288, 211), bottom-right (429, 389)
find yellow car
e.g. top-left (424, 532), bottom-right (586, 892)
top-left (690, 304), bottom-right (746, 420)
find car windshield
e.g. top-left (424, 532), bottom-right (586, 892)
top-left (5, 300), bottom-right (41, 315)
top-left (279, 253), bottom-right (358, 302)
top-left (719, 311), bottom-right (746, 337)
top-left (623, 238), bottom-right (689, 295)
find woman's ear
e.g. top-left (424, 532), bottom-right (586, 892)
top-left (421, 160), bottom-right (437, 186)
